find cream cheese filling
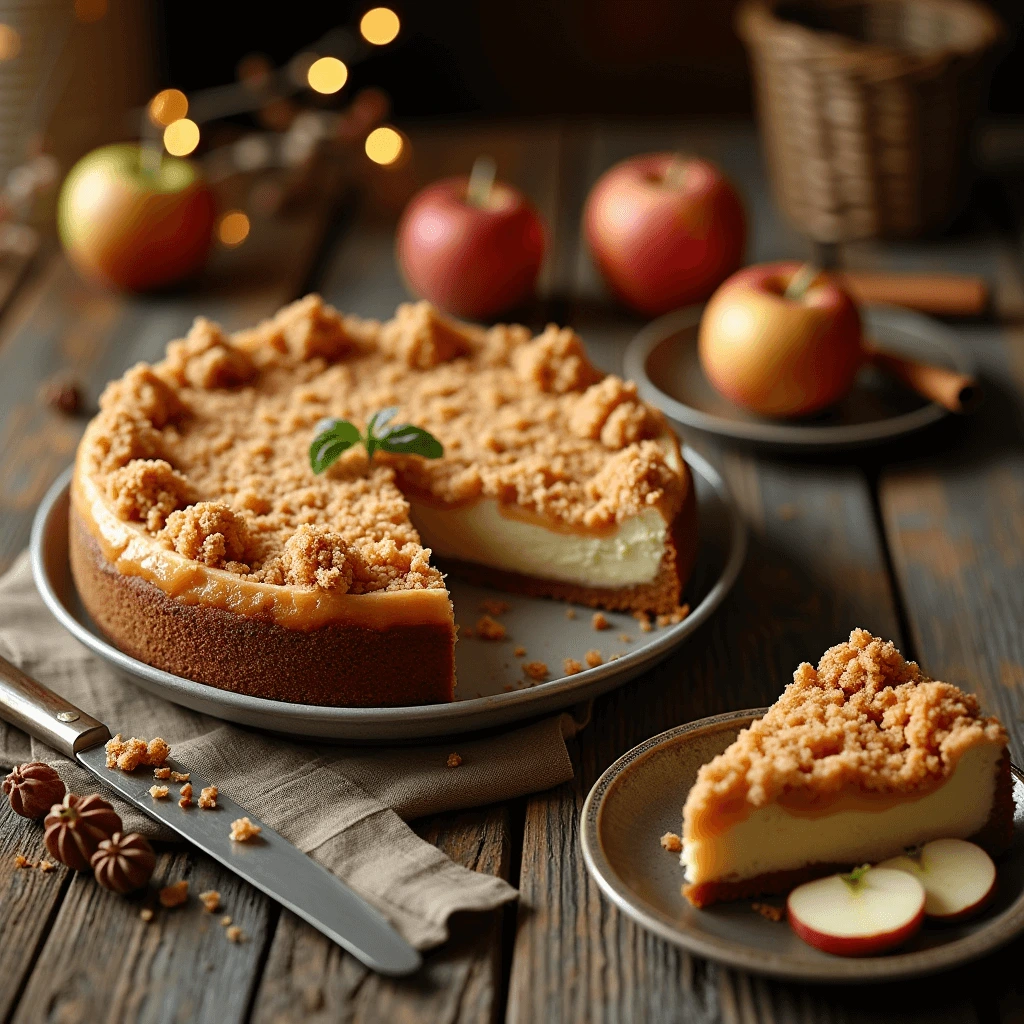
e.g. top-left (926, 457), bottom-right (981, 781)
top-left (681, 743), bottom-right (1003, 885)
top-left (409, 499), bottom-right (669, 589)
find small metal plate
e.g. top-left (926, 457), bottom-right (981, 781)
top-left (31, 445), bottom-right (745, 742)
top-left (624, 305), bottom-right (974, 451)
top-left (581, 710), bottom-right (1024, 982)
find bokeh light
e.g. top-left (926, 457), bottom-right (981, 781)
top-left (218, 211), bottom-right (251, 247)
top-left (74, 0), bottom-right (107, 22)
top-left (307, 56), bottom-right (348, 95)
top-left (163, 118), bottom-right (200, 157)
top-left (365, 126), bottom-right (404, 165)
top-left (148, 89), bottom-right (189, 128)
top-left (0, 24), bottom-right (21, 61)
top-left (360, 8), bottom-right (400, 45)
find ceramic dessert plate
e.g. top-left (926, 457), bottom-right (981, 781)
top-left (581, 710), bottom-right (1024, 982)
top-left (31, 444), bottom-right (745, 742)
top-left (624, 304), bottom-right (974, 451)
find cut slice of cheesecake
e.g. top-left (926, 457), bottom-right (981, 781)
top-left (681, 629), bottom-right (1014, 908)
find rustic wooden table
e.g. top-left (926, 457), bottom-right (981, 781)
top-left (1, 122), bottom-right (1023, 1024)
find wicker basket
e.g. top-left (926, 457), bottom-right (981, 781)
top-left (736, 0), bottom-right (1003, 242)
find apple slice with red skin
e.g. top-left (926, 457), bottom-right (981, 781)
top-left (787, 866), bottom-right (926, 956)
top-left (877, 839), bottom-right (997, 921)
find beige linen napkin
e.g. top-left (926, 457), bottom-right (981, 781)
top-left (0, 552), bottom-right (587, 949)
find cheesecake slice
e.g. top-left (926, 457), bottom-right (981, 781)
top-left (71, 297), bottom-right (696, 707)
top-left (681, 630), bottom-right (1014, 908)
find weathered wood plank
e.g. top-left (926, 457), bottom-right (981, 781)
top-left (12, 847), bottom-right (274, 1024)
top-left (0, 798), bottom-right (72, 1021)
top-left (251, 808), bottom-right (510, 1024)
top-left (506, 124), bottom-right (977, 1024)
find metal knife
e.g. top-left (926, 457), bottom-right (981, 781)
top-left (0, 653), bottom-right (421, 976)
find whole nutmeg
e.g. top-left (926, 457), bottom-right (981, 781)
top-left (91, 832), bottom-right (156, 894)
top-left (44, 793), bottom-right (122, 871)
top-left (3, 762), bottom-right (66, 819)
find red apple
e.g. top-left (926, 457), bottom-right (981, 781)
top-left (58, 143), bottom-right (216, 292)
top-left (396, 174), bottom-right (546, 320)
top-left (584, 153), bottom-right (746, 317)
top-left (787, 867), bottom-right (926, 956)
top-left (698, 261), bottom-right (864, 418)
top-left (878, 839), bottom-right (997, 921)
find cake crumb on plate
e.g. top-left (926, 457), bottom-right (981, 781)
top-left (523, 661), bottom-right (549, 681)
top-left (585, 650), bottom-right (603, 668)
top-left (475, 615), bottom-right (506, 641)
top-left (660, 832), bottom-right (682, 853)
top-left (591, 612), bottom-right (610, 631)
top-left (513, 645), bottom-right (526, 657)
top-left (565, 608), bottom-right (576, 620)
top-left (563, 658), bottom-right (583, 676)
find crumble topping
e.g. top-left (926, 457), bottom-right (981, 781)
top-left (230, 817), bottom-right (262, 842)
top-left (82, 297), bottom-right (685, 593)
top-left (105, 735), bottom-right (170, 771)
top-left (159, 880), bottom-right (189, 907)
top-left (523, 661), bottom-right (549, 681)
top-left (660, 832), bottom-right (683, 853)
top-left (475, 615), bottom-right (506, 641)
top-left (684, 630), bottom-right (1009, 821)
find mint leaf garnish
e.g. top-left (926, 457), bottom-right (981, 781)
top-left (309, 410), bottom-right (444, 474)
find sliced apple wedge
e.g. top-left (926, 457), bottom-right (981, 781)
top-left (787, 866), bottom-right (925, 956)
top-left (878, 838), bottom-right (997, 921)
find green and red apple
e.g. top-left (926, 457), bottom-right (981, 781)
top-left (58, 143), bottom-right (216, 292)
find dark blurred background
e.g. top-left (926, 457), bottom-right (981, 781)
top-left (157, 0), bottom-right (1023, 119)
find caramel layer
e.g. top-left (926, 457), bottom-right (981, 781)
top-left (72, 461), bottom-right (455, 632)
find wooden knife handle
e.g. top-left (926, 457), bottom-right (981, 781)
top-left (0, 653), bottom-right (110, 757)
top-left (839, 271), bottom-right (989, 318)
top-left (863, 344), bottom-right (982, 414)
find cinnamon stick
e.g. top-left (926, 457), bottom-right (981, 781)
top-left (839, 271), bottom-right (989, 319)
top-left (863, 343), bottom-right (981, 414)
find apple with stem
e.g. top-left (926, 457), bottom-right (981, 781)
top-left (787, 865), bottom-right (926, 956)
top-left (584, 152), bottom-right (746, 317)
top-left (697, 261), bottom-right (864, 418)
top-left (396, 156), bottom-right (547, 320)
top-left (877, 839), bottom-right (997, 921)
top-left (58, 143), bottom-right (216, 292)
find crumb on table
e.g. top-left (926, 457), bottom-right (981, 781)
top-left (591, 612), bottom-right (610, 631)
top-left (660, 832), bottom-right (683, 853)
top-left (585, 649), bottom-right (603, 668)
top-left (14, 854), bottom-right (31, 869)
top-left (513, 645), bottom-right (526, 657)
top-left (199, 785), bottom-right (218, 809)
top-left (38, 859), bottom-right (56, 873)
top-left (149, 785), bottom-right (169, 799)
top-left (479, 598), bottom-right (510, 616)
top-left (226, 924), bottom-right (244, 943)
top-left (446, 752), bottom-right (463, 768)
top-left (139, 907), bottom-right (154, 922)
top-left (159, 880), bottom-right (189, 908)
top-left (153, 766), bottom-right (171, 780)
top-left (199, 890), bottom-right (221, 913)
top-left (178, 782), bottom-right (193, 808)
top-left (523, 661), bottom-right (549, 681)
top-left (752, 902), bottom-right (785, 922)
top-left (563, 658), bottom-right (583, 676)
top-left (220, 915), bottom-right (232, 927)
top-left (230, 817), bottom-right (262, 842)
top-left (475, 615), bottom-right (507, 641)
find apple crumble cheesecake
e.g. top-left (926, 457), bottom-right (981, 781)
top-left (71, 297), bottom-right (697, 706)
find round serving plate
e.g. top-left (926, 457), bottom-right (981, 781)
top-left (624, 304), bottom-right (975, 451)
top-left (581, 710), bottom-right (1024, 983)
top-left (31, 446), bottom-right (745, 742)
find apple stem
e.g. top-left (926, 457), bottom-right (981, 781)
top-left (466, 155), bottom-right (496, 209)
top-left (784, 262), bottom-right (822, 301)
top-left (839, 863), bottom-right (872, 890)
top-left (663, 153), bottom-right (688, 190)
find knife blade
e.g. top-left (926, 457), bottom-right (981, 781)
top-left (0, 654), bottom-right (421, 976)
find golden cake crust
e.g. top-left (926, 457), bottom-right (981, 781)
top-left (684, 629), bottom-right (1009, 830)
